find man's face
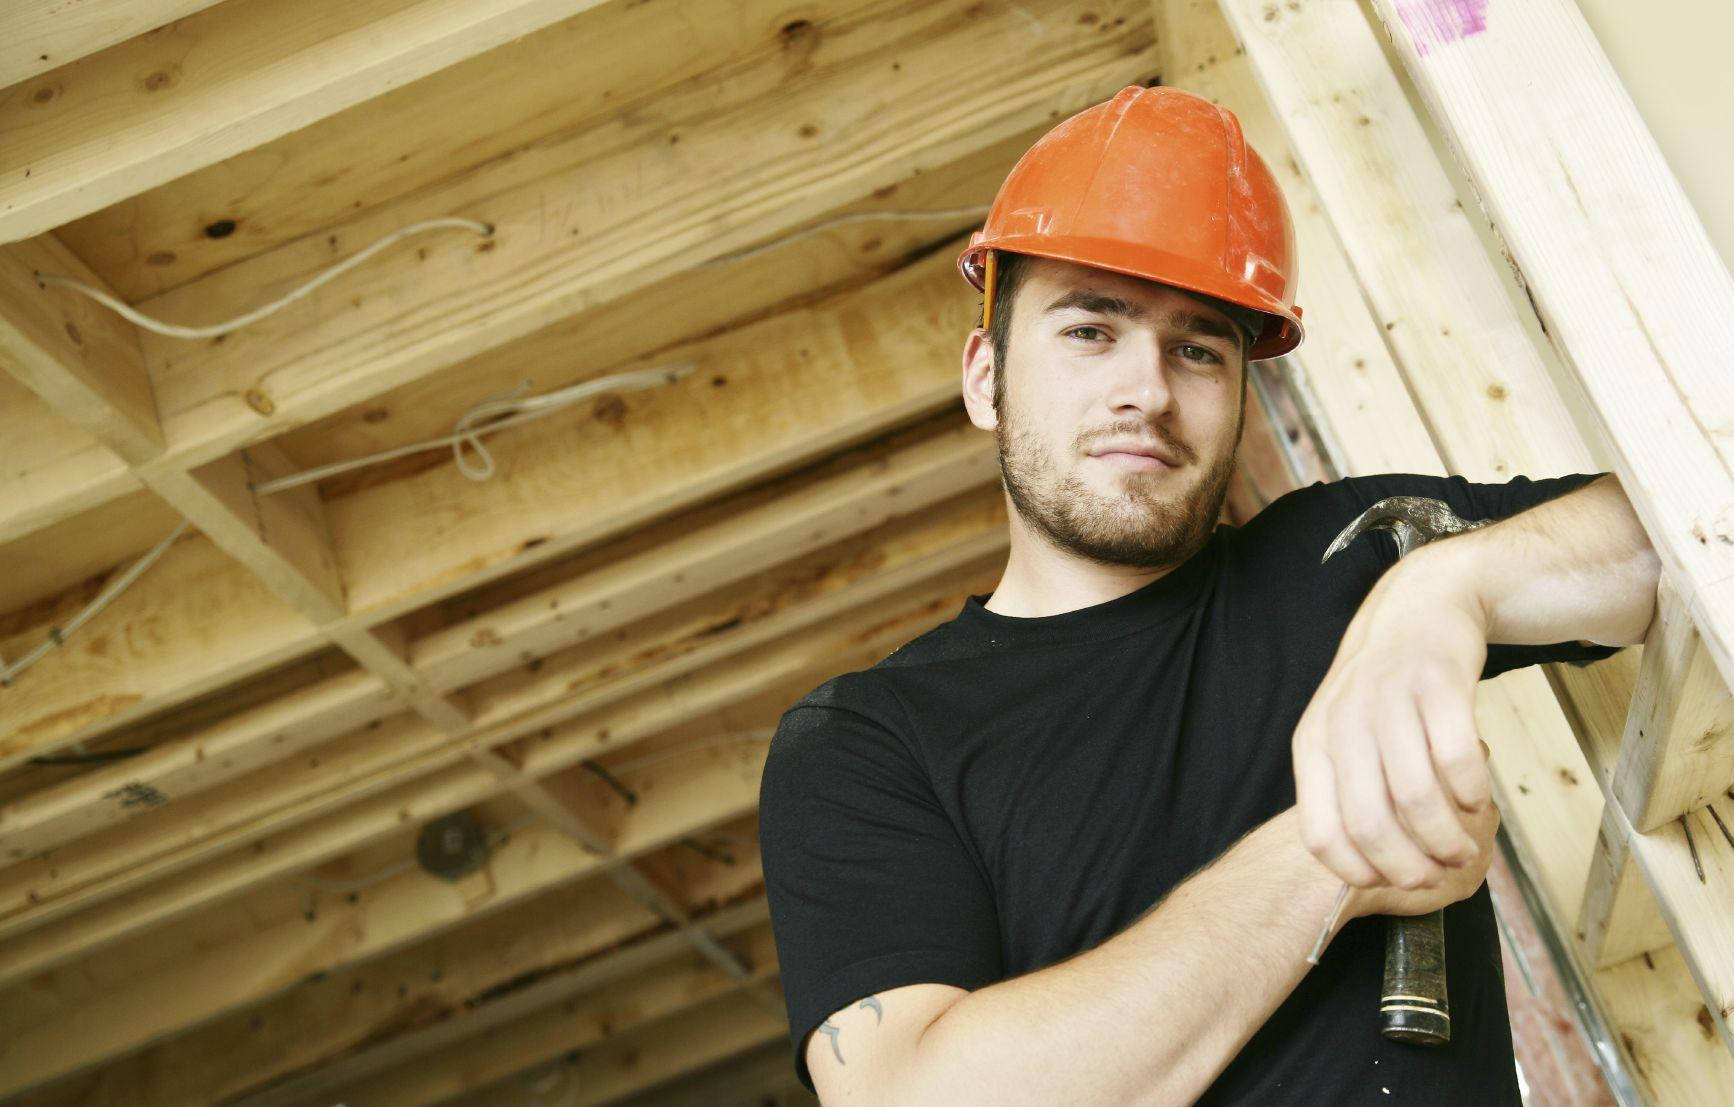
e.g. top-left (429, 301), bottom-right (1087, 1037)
top-left (962, 257), bottom-right (1247, 569)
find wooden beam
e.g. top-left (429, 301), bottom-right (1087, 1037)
top-left (1579, 801), bottom-right (1674, 969)
top-left (1597, 943), bottom-right (1734, 1105)
top-left (329, 247), bottom-right (982, 619)
top-left (0, 0), bottom-right (1154, 532)
top-left (0, 533), bottom-right (315, 768)
top-left (449, 989), bottom-right (791, 1107)
top-left (0, 416), bottom-right (987, 881)
top-left (0, 667), bottom-right (393, 862)
top-left (0, 572), bottom-right (991, 1092)
top-left (319, 924), bottom-right (781, 1107)
top-left (0, 481), bottom-right (1002, 952)
top-left (0, 240), bottom-right (989, 756)
top-left (57, 0), bottom-right (904, 299)
top-left (0, 0), bottom-right (613, 243)
top-left (231, 898), bottom-right (774, 1107)
top-left (0, 719), bottom-right (780, 1098)
top-left (1612, 578), bottom-right (1734, 832)
top-left (1365, 0), bottom-right (1734, 694)
top-left (0, 236), bottom-right (160, 462)
top-left (1, 0), bottom-right (226, 88)
top-left (0, 374), bottom-right (139, 551)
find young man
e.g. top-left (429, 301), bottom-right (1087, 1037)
top-left (757, 86), bottom-right (1658, 1104)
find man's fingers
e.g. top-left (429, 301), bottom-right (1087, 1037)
top-left (1294, 741), bottom-right (1380, 887)
top-left (1418, 682), bottom-right (1491, 811)
top-left (1376, 700), bottom-right (1478, 867)
top-left (1328, 718), bottom-right (1445, 889)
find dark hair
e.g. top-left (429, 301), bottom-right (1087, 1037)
top-left (980, 251), bottom-right (1033, 415)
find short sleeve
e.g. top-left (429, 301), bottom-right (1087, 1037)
top-left (1334, 472), bottom-right (1624, 678)
top-left (758, 699), bottom-right (1003, 1094)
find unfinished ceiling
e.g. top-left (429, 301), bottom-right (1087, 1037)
top-left (0, 1), bottom-right (1307, 1102)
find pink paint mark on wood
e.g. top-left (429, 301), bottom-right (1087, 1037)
top-left (1394, 0), bottom-right (1491, 57)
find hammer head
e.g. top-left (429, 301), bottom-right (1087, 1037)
top-left (1322, 496), bottom-right (1490, 564)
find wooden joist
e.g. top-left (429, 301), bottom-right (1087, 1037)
top-left (2, 0), bottom-right (227, 88)
top-left (235, 897), bottom-right (774, 1107)
top-left (0, 237), bottom-right (160, 463)
top-left (0, 243), bottom-right (988, 757)
top-left (0, 563), bottom-right (991, 1094)
top-left (317, 923), bottom-right (782, 1107)
top-left (1366, 0), bottom-right (1734, 693)
top-left (1611, 579), bottom-right (1734, 833)
top-left (0, 0), bottom-right (613, 243)
top-left (0, 0), bottom-right (1155, 544)
top-left (0, 435), bottom-right (999, 954)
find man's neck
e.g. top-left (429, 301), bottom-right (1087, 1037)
top-left (983, 511), bottom-right (1183, 618)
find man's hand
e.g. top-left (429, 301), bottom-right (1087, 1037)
top-left (1293, 546), bottom-right (1494, 890)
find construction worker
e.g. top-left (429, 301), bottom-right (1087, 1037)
top-left (757, 86), bottom-right (1659, 1104)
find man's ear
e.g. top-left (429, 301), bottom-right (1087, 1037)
top-left (961, 328), bottom-right (998, 431)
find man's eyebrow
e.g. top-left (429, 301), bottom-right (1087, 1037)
top-left (1162, 309), bottom-right (1241, 346)
top-left (1042, 291), bottom-right (1241, 347)
top-left (1041, 290), bottom-right (1149, 321)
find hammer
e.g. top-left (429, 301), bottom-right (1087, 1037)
top-left (1318, 495), bottom-right (1490, 1046)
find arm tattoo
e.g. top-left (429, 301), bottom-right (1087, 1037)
top-left (816, 996), bottom-right (886, 1064)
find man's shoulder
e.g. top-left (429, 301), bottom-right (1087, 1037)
top-left (782, 612), bottom-right (978, 732)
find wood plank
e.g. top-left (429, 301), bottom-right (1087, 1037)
top-left (0, 533), bottom-right (318, 767)
top-left (0, 235), bottom-right (159, 462)
top-left (34, 0), bottom-right (1151, 497)
top-left (0, 503), bottom-right (1005, 978)
top-left (0, 479), bottom-right (1001, 950)
top-left (0, 713), bottom-right (783, 1095)
top-left (1580, 801), bottom-right (1674, 969)
top-left (0, 241), bottom-right (990, 756)
top-left (56, 0), bottom-right (854, 300)
top-left (229, 897), bottom-right (771, 1107)
top-left (449, 990), bottom-right (790, 1107)
top-left (1613, 796), bottom-right (1734, 1057)
top-left (316, 925), bottom-right (781, 1107)
top-left (1598, 943), bottom-right (1734, 1106)
top-left (0, 559), bottom-right (992, 1000)
top-left (0, 0), bottom-right (612, 242)
top-left (0, 373), bottom-right (137, 554)
top-left (0, 0), bottom-right (225, 88)
top-left (1364, 0), bottom-right (1734, 701)
top-left (328, 246), bottom-right (981, 617)
top-left (1612, 578), bottom-right (1734, 832)
top-left (0, 484), bottom-right (176, 632)
top-left (0, 667), bottom-right (392, 862)
top-left (409, 420), bottom-right (995, 691)
top-left (0, 414), bottom-right (986, 869)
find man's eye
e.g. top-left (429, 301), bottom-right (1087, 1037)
top-left (1176, 343), bottom-right (1222, 364)
top-left (1065, 325), bottom-right (1109, 342)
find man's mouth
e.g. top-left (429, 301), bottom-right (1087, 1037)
top-left (1086, 440), bottom-right (1183, 471)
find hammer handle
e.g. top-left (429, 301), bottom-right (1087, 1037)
top-left (1381, 910), bottom-right (1450, 1044)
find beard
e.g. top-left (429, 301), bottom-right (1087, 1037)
top-left (995, 403), bottom-right (1240, 570)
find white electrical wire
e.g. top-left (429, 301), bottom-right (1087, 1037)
top-left (33, 217), bottom-right (493, 340)
top-left (0, 520), bottom-right (190, 686)
top-left (252, 362), bottom-right (695, 494)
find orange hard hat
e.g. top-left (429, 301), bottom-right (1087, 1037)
top-left (959, 85), bottom-right (1304, 361)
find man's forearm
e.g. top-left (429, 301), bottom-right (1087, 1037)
top-left (892, 809), bottom-right (1344, 1107)
top-left (1409, 474), bottom-right (1660, 648)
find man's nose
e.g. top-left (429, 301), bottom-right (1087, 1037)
top-left (1103, 348), bottom-right (1174, 416)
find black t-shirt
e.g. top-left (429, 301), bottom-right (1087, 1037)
top-left (757, 472), bottom-right (1618, 1103)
